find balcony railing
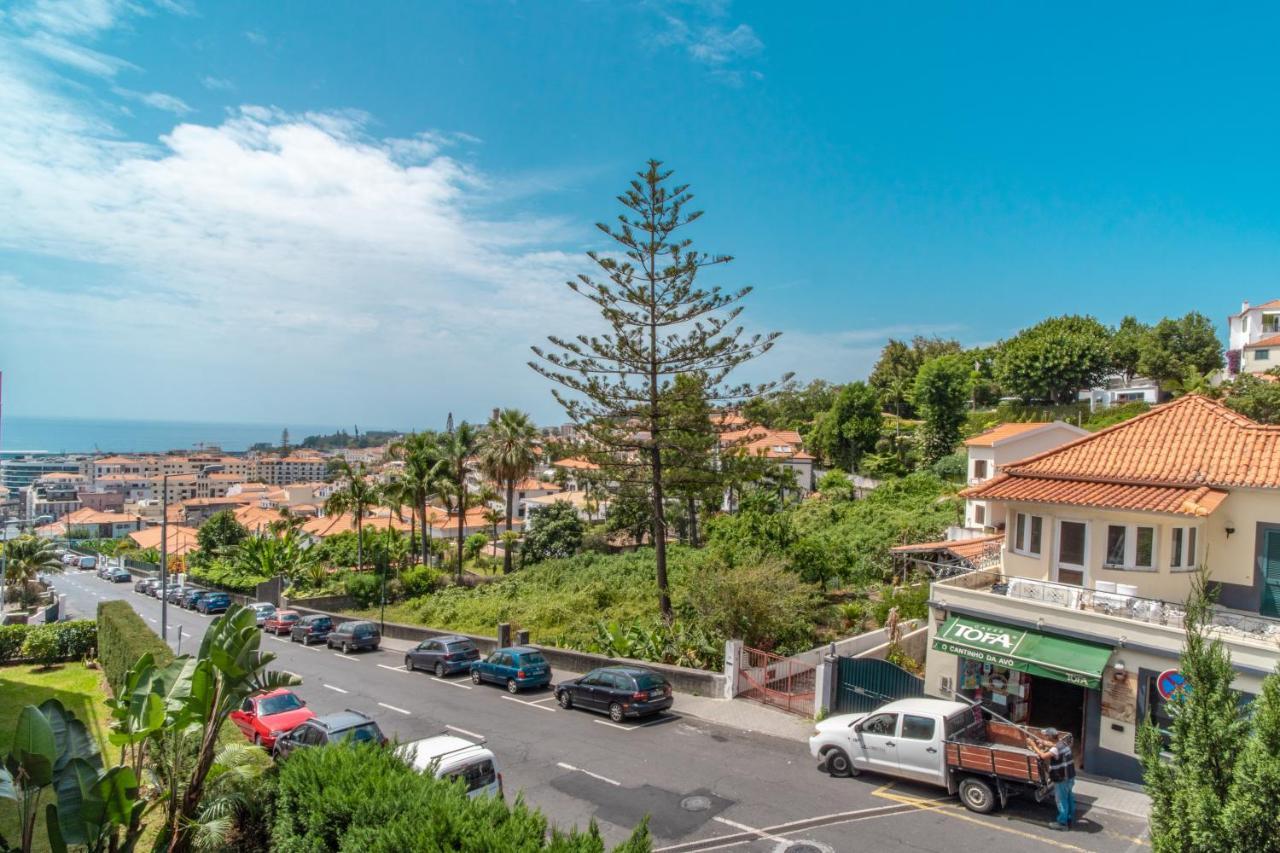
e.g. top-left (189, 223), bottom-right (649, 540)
top-left (936, 569), bottom-right (1280, 644)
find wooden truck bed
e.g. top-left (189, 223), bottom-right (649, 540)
top-left (943, 720), bottom-right (1046, 785)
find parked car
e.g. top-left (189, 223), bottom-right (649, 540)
top-left (79, 556), bottom-right (98, 571)
top-left (249, 602), bottom-right (277, 627)
top-left (326, 620), bottom-right (380, 654)
top-left (272, 710), bottom-right (386, 760)
top-left (399, 735), bottom-right (503, 799)
top-left (404, 635), bottom-right (480, 677)
top-left (61, 553), bottom-right (79, 567)
top-left (181, 589), bottom-right (207, 610)
top-left (555, 666), bottom-right (673, 722)
top-left (808, 698), bottom-right (1052, 814)
top-left (470, 646), bottom-right (552, 693)
top-left (197, 592), bottom-right (231, 614)
top-left (134, 578), bottom-right (154, 594)
top-left (230, 688), bottom-right (316, 749)
top-left (264, 610), bottom-right (302, 635)
top-left (290, 614), bottom-right (333, 645)
top-left (108, 567), bottom-right (132, 583)
top-left (165, 585), bottom-right (186, 604)
top-left (95, 562), bottom-right (111, 578)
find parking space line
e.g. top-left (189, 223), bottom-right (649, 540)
top-left (870, 788), bottom-right (1090, 852)
top-left (528, 696), bottom-right (558, 706)
top-left (502, 695), bottom-right (556, 712)
top-left (445, 725), bottom-right (484, 739)
top-left (430, 677), bottom-right (473, 689)
top-left (332, 653), bottom-right (360, 661)
top-left (593, 720), bottom-right (633, 731)
top-left (556, 762), bottom-right (620, 786)
top-left (323, 684), bottom-right (349, 694)
top-left (377, 702), bottom-right (411, 715)
top-left (711, 816), bottom-right (784, 844)
top-left (148, 617), bottom-right (157, 623)
top-left (377, 664), bottom-right (408, 674)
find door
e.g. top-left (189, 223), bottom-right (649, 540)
top-left (577, 674), bottom-right (606, 710)
top-left (230, 698), bottom-right (254, 739)
top-left (894, 714), bottom-right (944, 784)
top-left (1262, 530), bottom-right (1280, 617)
top-left (851, 712), bottom-right (899, 774)
top-left (1056, 520), bottom-right (1089, 587)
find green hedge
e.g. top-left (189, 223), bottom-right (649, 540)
top-left (97, 600), bottom-right (173, 693)
top-left (272, 742), bottom-right (650, 852)
top-left (0, 620), bottom-right (97, 664)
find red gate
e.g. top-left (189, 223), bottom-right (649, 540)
top-left (736, 645), bottom-right (815, 716)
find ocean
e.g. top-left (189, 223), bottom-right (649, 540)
top-left (0, 416), bottom-right (375, 454)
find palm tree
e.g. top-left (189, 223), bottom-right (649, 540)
top-left (438, 421), bottom-right (479, 582)
top-left (3, 536), bottom-right (62, 603)
top-left (477, 408), bottom-right (539, 574)
top-left (235, 532), bottom-right (311, 582)
top-left (388, 432), bottom-right (445, 567)
top-left (324, 459), bottom-right (378, 572)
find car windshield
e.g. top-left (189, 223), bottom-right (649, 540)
top-left (258, 693), bottom-right (303, 715)
top-left (633, 673), bottom-right (666, 690)
top-left (282, 614), bottom-right (299, 621)
top-left (313, 618), bottom-right (331, 628)
top-left (337, 723), bottom-right (382, 744)
top-left (518, 653), bottom-right (546, 665)
top-left (446, 642), bottom-right (473, 652)
top-left (446, 759), bottom-right (496, 792)
top-left (352, 624), bottom-right (376, 637)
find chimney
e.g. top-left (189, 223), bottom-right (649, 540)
top-left (1243, 300), bottom-right (1251, 312)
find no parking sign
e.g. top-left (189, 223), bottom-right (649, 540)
top-left (1157, 669), bottom-right (1188, 701)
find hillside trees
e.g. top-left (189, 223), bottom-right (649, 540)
top-left (1138, 311), bottom-right (1225, 390)
top-left (531, 160), bottom-right (785, 623)
top-left (995, 314), bottom-right (1112, 403)
top-left (913, 354), bottom-right (971, 464)
top-left (807, 381), bottom-right (882, 471)
top-left (869, 336), bottom-right (962, 419)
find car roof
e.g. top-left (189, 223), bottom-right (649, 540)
top-left (312, 710), bottom-right (375, 730)
top-left (255, 687), bottom-right (297, 700)
top-left (400, 735), bottom-right (491, 771)
top-left (435, 634), bottom-right (472, 643)
top-left (873, 698), bottom-right (971, 715)
top-left (302, 613), bottom-right (330, 620)
top-left (498, 646), bottom-right (539, 654)
top-left (276, 610), bottom-right (299, 616)
top-left (250, 601), bottom-right (275, 608)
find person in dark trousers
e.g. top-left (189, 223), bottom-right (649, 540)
top-left (1026, 728), bottom-right (1075, 830)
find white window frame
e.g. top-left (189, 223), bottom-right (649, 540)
top-left (1258, 349), bottom-right (1271, 361)
top-left (973, 503), bottom-right (985, 526)
top-left (1170, 525), bottom-right (1199, 572)
top-left (1054, 518), bottom-right (1091, 586)
top-left (1012, 511), bottom-right (1043, 558)
top-left (1102, 522), bottom-right (1158, 571)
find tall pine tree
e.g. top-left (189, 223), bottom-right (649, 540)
top-left (531, 161), bottom-right (785, 622)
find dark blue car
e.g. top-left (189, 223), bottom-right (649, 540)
top-left (182, 588), bottom-right (207, 610)
top-left (197, 592), bottom-right (231, 614)
top-left (470, 646), bottom-right (552, 693)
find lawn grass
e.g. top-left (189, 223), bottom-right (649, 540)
top-left (0, 662), bottom-right (116, 852)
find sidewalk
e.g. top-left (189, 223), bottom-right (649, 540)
top-left (1075, 772), bottom-right (1151, 821)
top-left (377, 635), bottom-right (815, 741)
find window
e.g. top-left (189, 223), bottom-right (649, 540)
top-left (901, 715), bottom-right (936, 741)
top-left (973, 460), bottom-right (988, 480)
top-left (1258, 349), bottom-right (1271, 361)
top-left (860, 713), bottom-right (897, 736)
top-left (1013, 513), bottom-right (1043, 557)
top-left (973, 504), bottom-right (985, 526)
top-left (1104, 523), bottom-right (1157, 570)
top-left (1171, 526), bottom-right (1198, 571)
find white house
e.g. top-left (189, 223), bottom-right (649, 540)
top-left (1227, 298), bottom-right (1280, 377)
top-left (1079, 375), bottom-right (1161, 409)
top-left (962, 421), bottom-right (1088, 532)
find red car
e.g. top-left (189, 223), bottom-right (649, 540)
top-left (230, 689), bottom-right (315, 748)
top-left (263, 610), bottom-right (302, 635)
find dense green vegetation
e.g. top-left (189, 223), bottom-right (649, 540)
top-left (96, 599), bottom-right (173, 691)
top-left (272, 742), bottom-right (650, 853)
top-left (0, 621), bottom-right (96, 665)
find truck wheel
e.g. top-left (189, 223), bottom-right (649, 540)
top-left (958, 777), bottom-right (997, 814)
top-left (823, 747), bottom-right (858, 778)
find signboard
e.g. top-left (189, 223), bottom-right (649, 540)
top-left (1101, 671), bottom-right (1138, 723)
top-left (931, 615), bottom-right (1111, 690)
top-left (1156, 669), bottom-right (1188, 701)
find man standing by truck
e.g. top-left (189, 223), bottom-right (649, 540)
top-left (1026, 728), bottom-right (1075, 830)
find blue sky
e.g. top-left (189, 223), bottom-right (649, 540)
top-left (0, 1), bottom-right (1273, 428)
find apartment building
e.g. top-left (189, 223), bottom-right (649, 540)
top-left (1227, 298), bottom-right (1280, 377)
top-left (925, 395), bottom-right (1280, 782)
top-left (256, 453), bottom-right (331, 485)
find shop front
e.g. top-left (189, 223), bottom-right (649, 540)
top-left (932, 615), bottom-right (1113, 770)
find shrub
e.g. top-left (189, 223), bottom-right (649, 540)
top-left (50, 620), bottom-right (98, 660)
top-left (272, 741), bottom-right (650, 852)
top-left (0, 623), bottom-right (31, 662)
top-left (97, 599), bottom-right (173, 693)
top-left (685, 555), bottom-right (821, 653)
top-left (399, 566), bottom-right (442, 599)
top-left (344, 572), bottom-right (382, 608)
top-left (20, 627), bottom-right (61, 669)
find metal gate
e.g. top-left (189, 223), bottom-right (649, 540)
top-left (834, 657), bottom-right (924, 714)
top-left (737, 646), bottom-right (815, 716)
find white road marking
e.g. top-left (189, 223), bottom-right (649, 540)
top-left (377, 664), bottom-right (408, 674)
top-left (529, 696), bottom-right (558, 706)
top-left (711, 816), bottom-right (784, 843)
top-left (430, 677), bottom-right (473, 689)
top-left (502, 695), bottom-right (556, 712)
top-left (148, 617), bottom-right (157, 623)
top-left (332, 653), bottom-right (359, 661)
top-left (323, 684), bottom-right (349, 694)
top-left (556, 761), bottom-right (621, 786)
top-left (445, 725), bottom-right (484, 739)
top-left (593, 720), bottom-right (633, 731)
top-left (377, 702), bottom-right (410, 715)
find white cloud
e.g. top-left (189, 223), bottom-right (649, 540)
top-left (687, 23), bottom-right (762, 66)
top-left (17, 32), bottom-right (136, 76)
top-left (113, 87), bottom-right (192, 114)
top-left (201, 75), bottom-right (233, 91)
top-left (12, 0), bottom-right (127, 37)
top-left (244, 29), bottom-right (267, 46)
top-left (0, 37), bottom-right (599, 423)
top-left (653, 1), bottom-right (763, 85)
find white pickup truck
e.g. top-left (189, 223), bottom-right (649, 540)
top-left (809, 698), bottom-right (1052, 814)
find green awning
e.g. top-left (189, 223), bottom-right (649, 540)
top-left (932, 615), bottom-right (1113, 690)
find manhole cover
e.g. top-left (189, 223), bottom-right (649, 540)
top-left (774, 843), bottom-right (833, 853)
top-left (680, 796), bottom-right (712, 812)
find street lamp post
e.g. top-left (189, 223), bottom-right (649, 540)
top-left (160, 472), bottom-right (169, 641)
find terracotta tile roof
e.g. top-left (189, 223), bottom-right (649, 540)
top-left (552, 457), bottom-right (599, 470)
top-left (234, 505), bottom-right (281, 531)
top-left (1245, 333), bottom-right (1280, 349)
top-left (62, 508), bottom-right (139, 525)
top-left (1235, 299), bottom-right (1280, 315)
top-left (512, 478), bottom-right (559, 491)
top-left (726, 428), bottom-right (813, 461)
top-left (890, 533), bottom-right (1004, 562)
top-left (964, 422), bottom-right (1054, 447)
top-left (128, 525), bottom-right (201, 556)
top-left (962, 395), bottom-right (1280, 514)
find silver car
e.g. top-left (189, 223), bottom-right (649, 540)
top-left (249, 602), bottom-right (277, 627)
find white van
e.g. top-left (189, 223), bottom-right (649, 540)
top-left (399, 735), bottom-right (503, 800)
top-left (77, 555), bottom-right (97, 570)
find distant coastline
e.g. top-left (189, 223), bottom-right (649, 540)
top-left (0, 416), bottom-right (388, 454)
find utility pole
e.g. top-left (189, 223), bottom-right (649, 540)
top-left (160, 472), bottom-right (169, 641)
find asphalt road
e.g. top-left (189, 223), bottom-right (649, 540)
top-left (54, 572), bottom-right (1150, 852)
